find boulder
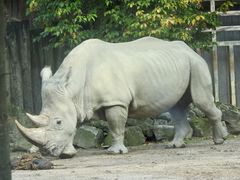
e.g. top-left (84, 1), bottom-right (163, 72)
top-left (138, 118), bottom-right (155, 139)
top-left (73, 125), bottom-right (104, 149)
top-left (189, 117), bottom-right (211, 137)
top-left (159, 112), bottom-right (172, 122)
top-left (124, 126), bottom-right (146, 146)
top-left (216, 102), bottom-right (240, 135)
top-left (126, 118), bottom-right (140, 126)
top-left (222, 110), bottom-right (240, 134)
top-left (103, 126), bottom-right (146, 147)
top-left (153, 125), bottom-right (175, 141)
top-left (188, 102), bottom-right (240, 136)
top-left (84, 120), bottom-right (109, 133)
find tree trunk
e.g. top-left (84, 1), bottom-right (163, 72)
top-left (6, 24), bottom-right (24, 110)
top-left (19, 23), bottom-right (33, 113)
top-left (0, 0), bottom-right (12, 179)
top-left (30, 39), bottom-right (42, 114)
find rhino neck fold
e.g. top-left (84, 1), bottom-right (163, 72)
top-left (53, 50), bottom-right (93, 122)
top-left (69, 67), bottom-right (93, 122)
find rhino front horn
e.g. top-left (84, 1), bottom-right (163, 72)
top-left (26, 113), bottom-right (49, 127)
top-left (15, 120), bottom-right (46, 147)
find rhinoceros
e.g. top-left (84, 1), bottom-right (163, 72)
top-left (15, 37), bottom-right (228, 157)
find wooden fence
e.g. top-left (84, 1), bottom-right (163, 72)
top-left (4, 1), bottom-right (240, 116)
top-left (202, 0), bottom-right (240, 106)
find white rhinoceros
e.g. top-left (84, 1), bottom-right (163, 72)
top-left (15, 37), bottom-right (228, 157)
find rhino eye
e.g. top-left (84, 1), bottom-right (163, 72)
top-left (56, 120), bottom-right (62, 125)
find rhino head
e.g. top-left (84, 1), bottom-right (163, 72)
top-left (15, 66), bottom-right (78, 157)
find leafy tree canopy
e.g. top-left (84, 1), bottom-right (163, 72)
top-left (27, 0), bottom-right (235, 50)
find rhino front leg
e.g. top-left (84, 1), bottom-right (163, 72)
top-left (105, 106), bottom-right (128, 154)
top-left (167, 106), bottom-right (192, 148)
top-left (29, 145), bottom-right (40, 153)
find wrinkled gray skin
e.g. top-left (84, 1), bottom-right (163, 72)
top-left (16, 37), bottom-right (228, 157)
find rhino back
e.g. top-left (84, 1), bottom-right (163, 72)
top-left (77, 38), bottom-right (192, 118)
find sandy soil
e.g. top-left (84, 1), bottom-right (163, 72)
top-left (12, 137), bottom-right (240, 180)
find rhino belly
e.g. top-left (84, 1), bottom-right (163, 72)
top-left (128, 72), bottom-right (190, 118)
top-left (128, 92), bottom-right (185, 119)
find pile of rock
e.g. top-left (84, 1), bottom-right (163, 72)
top-left (73, 102), bottom-right (240, 149)
top-left (8, 102), bottom-right (240, 152)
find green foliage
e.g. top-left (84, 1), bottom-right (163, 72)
top-left (27, 0), bottom-right (235, 50)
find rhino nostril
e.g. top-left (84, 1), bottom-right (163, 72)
top-left (52, 147), bottom-right (58, 152)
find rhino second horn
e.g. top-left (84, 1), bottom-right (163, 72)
top-left (15, 120), bottom-right (46, 147)
top-left (26, 113), bottom-right (49, 127)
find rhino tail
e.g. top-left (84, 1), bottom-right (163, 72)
top-left (190, 57), bottom-right (215, 111)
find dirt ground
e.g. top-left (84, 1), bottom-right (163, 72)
top-left (12, 136), bottom-right (240, 180)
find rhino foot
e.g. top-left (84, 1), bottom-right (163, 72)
top-left (29, 145), bottom-right (40, 153)
top-left (166, 141), bottom-right (186, 149)
top-left (212, 121), bottom-right (229, 145)
top-left (107, 144), bottom-right (128, 154)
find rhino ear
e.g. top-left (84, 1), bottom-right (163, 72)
top-left (64, 66), bottom-right (72, 87)
top-left (40, 66), bottom-right (52, 81)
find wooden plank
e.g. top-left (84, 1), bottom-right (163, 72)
top-left (203, 25), bottom-right (240, 32)
top-left (210, 0), bottom-right (220, 102)
top-left (218, 11), bottom-right (240, 16)
top-left (201, 50), bottom-right (214, 79)
top-left (216, 26), bottom-right (240, 32)
top-left (229, 45), bottom-right (236, 106)
top-left (210, 0), bottom-right (215, 12)
top-left (217, 41), bottom-right (240, 46)
top-left (196, 48), bottom-right (201, 56)
top-left (204, 0), bottom-right (227, 1)
top-left (213, 46), bottom-right (219, 102)
top-left (234, 46), bottom-right (240, 106)
top-left (217, 31), bottom-right (240, 42)
top-left (217, 47), bottom-right (230, 103)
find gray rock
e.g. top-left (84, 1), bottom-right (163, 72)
top-left (73, 125), bottom-right (104, 148)
top-left (222, 110), bottom-right (240, 134)
top-left (139, 118), bottom-right (154, 139)
top-left (85, 120), bottom-right (109, 133)
top-left (124, 126), bottom-right (146, 146)
top-left (103, 126), bottom-right (146, 147)
top-left (153, 125), bottom-right (175, 141)
top-left (126, 118), bottom-right (141, 126)
top-left (154, 118), bottom-right (173, 126)
top-left (159, 112), bottom-right (172, 121)
top-left (189, 102), bottom-right (240, 135)
top-left (189, 104), bottom-right (206, 118)
top-left (8, 106), bottom-right (33, 152)
top-left (188, 108), bottom-right (212, 137)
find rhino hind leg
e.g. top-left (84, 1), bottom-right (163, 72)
top-left (196, 103), bottom-right (228, 144)
top-left (190, 58), bottom-right (228, 144)
top-left (105, 106), bottom-right (128, 154)
top-left (167, 105), bottom-right (192, 148)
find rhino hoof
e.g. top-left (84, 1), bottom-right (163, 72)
top-left (107, 144), bottom-right (128, 154)
top-left (213, 138), bottom-right (225, 145)
top-left (166, 141), bottom-right (186, 149)
top-left (29, 145), bottom-right (40, 153)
